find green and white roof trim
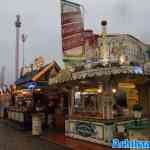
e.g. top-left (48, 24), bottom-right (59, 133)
top-left (49, 64), bottom-right (150, 85)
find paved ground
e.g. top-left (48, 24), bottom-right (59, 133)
top-left (0, 120), bottom-right (71, 150)
top-left (0, 120), bottom-right (127, 150)
top-left (41, 132), bottom-right (126, 150)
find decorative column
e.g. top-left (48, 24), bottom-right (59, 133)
top-left (100, 20), bottom-right (109, 66)
top-left (102, 78), bottom-right (114, 120)
top-left (69, 87), bottom-right (75, 117)
top-left (101, 78), bottom-right (115, 144)
top-left (102, 92), bottom-right (114, 120)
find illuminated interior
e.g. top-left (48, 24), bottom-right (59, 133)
top-left (118, 82), bottom-right (139, 112)
top-left (73, 81), bottom-right (139, 119)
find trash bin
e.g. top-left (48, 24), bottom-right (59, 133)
top-left (32, 113), bottom-right (42, 135)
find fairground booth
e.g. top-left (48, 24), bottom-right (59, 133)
top-left (8, 60), bottom-right (60, 130)
top-left (48, 0), bottom-right (150, 146)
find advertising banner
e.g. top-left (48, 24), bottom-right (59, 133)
top-left (61, 0), bottom-right (84, 58)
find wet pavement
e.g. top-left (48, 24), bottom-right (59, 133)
top-left (0, 120), bottom-right (71, 150)
top-left (0, 120), bottom-right (127, 150)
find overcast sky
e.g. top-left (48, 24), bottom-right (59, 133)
top-left (0, 0), bottom-right (150, 84)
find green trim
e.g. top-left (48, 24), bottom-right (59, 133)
top-left (63, 54), bottom-right (85, 59)
top-left (63, 56), bottom-right (85, 62)
top-left (104, 121), bottom-right (114, 125)
top-left (64, 49), bottom-right (85, 58)
top-left (126, 120), bottom-right (150, 130)
top-left (62, 0), bottom-right (80, 7)
top-left (64, 53), bottom-right (84, 58)
top-left (133, 104), bottom-right (143, 111)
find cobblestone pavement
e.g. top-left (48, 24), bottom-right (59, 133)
top-left (0, 120), bottom-right (71, 150)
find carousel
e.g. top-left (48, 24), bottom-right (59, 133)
top-left (48, 20), bottom-right (150, 145)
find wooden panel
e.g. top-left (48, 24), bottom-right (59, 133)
top-left (55, 113), bottom-right (65, 129)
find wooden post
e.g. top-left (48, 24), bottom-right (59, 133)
top-left (69, 88), bottom-right (75, 117)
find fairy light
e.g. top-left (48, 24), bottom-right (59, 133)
top-left (119, 55), bottom-right (125, 65)
top-left (112, 88), bottom-right (117, 94)
top-left (97, 85), bottom-right (103, 94)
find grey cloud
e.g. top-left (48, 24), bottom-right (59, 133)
top-left (0, 0), bottom-right (149, 84)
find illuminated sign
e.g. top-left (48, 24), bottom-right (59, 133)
top-left (26, 82), bottom-right (37, 89)
top-left (133, 66), bottom-right (143, 74)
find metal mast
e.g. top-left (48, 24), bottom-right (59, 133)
top-left (21, 33), bottom-right (27, 67)
top-left (0, 66), bottom-right (6, 89)
top-left (15, 15), bottom-right (21, 80)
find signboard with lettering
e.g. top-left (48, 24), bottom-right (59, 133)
top-left (65, 120), bottom-right (104, 144)
top-left (75, 121), bottom-right (96, 137)
top-left (133, 66), bottom-right (143, 74)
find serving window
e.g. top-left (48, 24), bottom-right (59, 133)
top-left (74, 87), bottom-right (103, 117)
top-left (73, 83), bottom-right (135, 119)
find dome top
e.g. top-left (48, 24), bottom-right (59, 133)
top-left (101, 20), bottom-right (107, 26)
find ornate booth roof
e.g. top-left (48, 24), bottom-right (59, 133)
top-left (49, 63), bottom-right (150, 85)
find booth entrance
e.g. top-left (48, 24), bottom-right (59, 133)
top-left (48, 93), bottom-right (68, 133)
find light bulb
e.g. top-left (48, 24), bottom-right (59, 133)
top-left (97, 88), bottom-right (103, 93)
top-left (112, 88), bottom-right (117, 93)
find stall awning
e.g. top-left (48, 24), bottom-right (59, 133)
top-left (16, 61), bottom-right (61, 88)
top-left (49, 64), bottom-right (150, 85)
